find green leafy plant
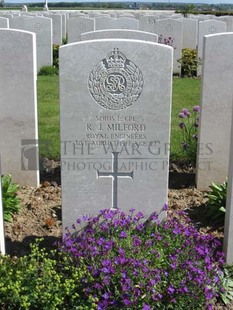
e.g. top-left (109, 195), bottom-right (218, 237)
top-left (205, 180), bottom-right (227, 224)
top-left (53, 44), bottom-right (59, 69)
top-left (38, 65), bottom-right (58, 76)
top-left (178, 48), bottom-right (201, 77)
top-left (0, 239), bottom-right (96, 309)
top-left (62, 37), bottom-right (68, 45)
top-left (2, 174), bottom-right (21, 222)
top-left (218, 265), bottom-right (233, 305)
top-left (178, 105), bottom-right (200, 166)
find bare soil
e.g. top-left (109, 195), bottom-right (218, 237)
top-left (3, 159), bottom-right (232, 309)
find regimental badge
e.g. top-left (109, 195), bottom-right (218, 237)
top-left (88, 48), bottom-right (144, 110)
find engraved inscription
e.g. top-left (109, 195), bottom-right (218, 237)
top-left (88, 48), bottom-right (144, 110)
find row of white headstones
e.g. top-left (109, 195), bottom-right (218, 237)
top-left (0, 11), bottom-right (231, 74)
top-left (0, 26), bottom-right (233, 263)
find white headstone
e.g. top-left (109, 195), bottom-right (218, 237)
top-left (60, 39), bottom-right (173, 231)
top-left (139, 15), bottom-right (157, 34)
top-left (218, 16), bottom-right (233, 32)
top-left (179, 18), bottom-right (198, 49)
top-left (61, 13), bottom-right (67, 39)
top-left (156, 18), bottom-right (183, 75)
top-left (197, 20), bottom-right (226, 75)
top-left (9, 16), bottom-right (26, 29)
top-left (224, 103), bottom-right (233, 264)
top-left (0, 17), bottom-right (9, 28)
top-left (0, 29), bottom-right (39, 187)
top-left (95, 16), bottom-right (113, 30)
top-left (80, 29), bottom-right (158, 42)
top-left (24, 17), bottom-right (53, 71)
top-left (95, 17), bottom-right (139, 31)
top-left (9, 16), bottom-right (53, 72)
top-left (67, 17), bottom-right (95, 43)
top-left (0, 155), bottom-right (5, 255)
top-left (196, 33), bottom-right (233, 190)
top-left (45, 14), bottom-right (62, 45)
top-left (112, 17), bottom-right (139, 30)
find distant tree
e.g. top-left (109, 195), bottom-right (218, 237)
top-left (0, 0), bottom-right (4, 7)
top-left (182, 4), bottom-right (195, 18)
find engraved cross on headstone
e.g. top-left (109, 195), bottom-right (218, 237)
top-left (165, 24), bottom-right (173, 32)
top-left (208, 26), bottom-right (217, 34)
top-left (34, 23), bottom-right (42, 31)
top-left (97, 152), bottom-right (133, 210)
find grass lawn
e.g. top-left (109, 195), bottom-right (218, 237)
top-left (37, 76), bottom-right (60, 159)
top-left (37, 75), bottom-right (201, 160)
top-left (171, 77), bottom-right (201, 161)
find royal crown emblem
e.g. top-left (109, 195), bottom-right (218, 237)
top-left (88, 48), bottom-right (144, 110)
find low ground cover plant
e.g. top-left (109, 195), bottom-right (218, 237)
top-left (60, 207), bottom-right (225, 309)
top-left (0, 208), bottom-right (229, 309)
top-left (0, 239), bottom-right (96, 309)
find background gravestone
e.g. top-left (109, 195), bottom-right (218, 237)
top-left (24, 17), bottom-right (53, 71)
top-left (60, 39), bottom-right (173, 231)
top-left (139, 15), bottom-right (157, 34)
top-left (179, 18), bottom-right (198, 49)
top-left (67, 17), bottom-right (95, 43)
top-left (80, 29), bottom-right (158, 42)
top-left (44, 13), bottom-right (62, 45)
top-left (197, 20), bottom-right (226, 75)
top-left (196, 33), bottom-right (233, 190)
top-left (111, 17), bottom-right (139, 30)
top-left (95, 16), bottom-right (113, 30)
top-left (156, 18), bottom-right (183, 75)
top-left (0, 29), bottom-right (39, 187)
top-left (0, 17), bottom-right (9, 28)
top-left (218, 16), bottom-right (233, 32)
top-left (9, 16), bottom-right (53, 72)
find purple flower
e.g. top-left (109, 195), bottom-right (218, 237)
top-left (193, 105), bottom-right (200, 112)
top-left (143, 304), bottom-right (151, 310)
top-left (182, 108), bottom-right (189, 115)
top-left (179, 122), bottom-right (185, 129)
top-left (167, 285), bottom-right (175, 295)
top-left (122, 296), bottom-right (131, 306)
top-left (129, 208), bottom-right (136, 213)
top-left (102, 292), bottom-right (110, 300)
top-left (179, 112), bottom-right (185, 118)
top-left (163, 203), bottom-right (168, 211)
top-left (120, 231), bottom-right (127, 238)
top-left (135, 211), bottom-right (144, 219)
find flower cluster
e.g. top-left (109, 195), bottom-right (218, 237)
top-left (158, 35), bottom-right (176, 49)
top-left (60, 207), bottom-right (224, 310)
top-left (178, 105), bottom-right (200, 166)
